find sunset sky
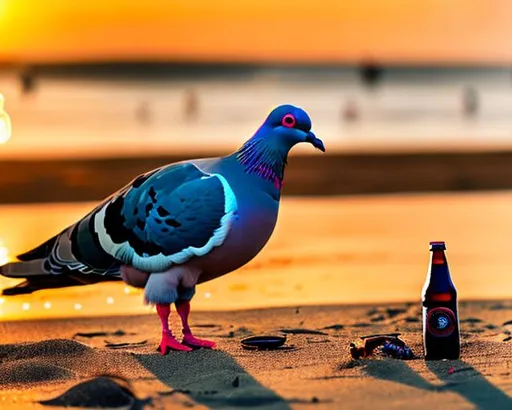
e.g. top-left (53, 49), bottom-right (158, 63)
top-left (0, 0), bottom-right (511, 64)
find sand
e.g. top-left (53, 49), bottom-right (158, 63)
top-left (0, 301), bottom-right (510, 409)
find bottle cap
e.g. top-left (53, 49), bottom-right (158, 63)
top-left (429, 241), bottom-right (446, 250)
top-left (240, 335), bottom-right (286, 350)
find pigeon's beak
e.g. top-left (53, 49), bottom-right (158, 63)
top-left (306, 131), bottom-right (325, 152)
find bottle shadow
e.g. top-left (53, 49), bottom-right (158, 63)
top-left (363, 358), bottom-right (511, 409)
top-left (135, 349), bottom-right (291, 409)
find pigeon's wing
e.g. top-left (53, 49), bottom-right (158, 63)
top-left (1, 168), bottom-right (168, 280)
top-left (91, 162), bottom-right (238, 272)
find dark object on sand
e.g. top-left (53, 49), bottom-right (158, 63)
top-left (380, 341), bottom-right (414, 360)
top-left (39, 376), bottom-right (149, 408)
top-left (350, 333), bottom-right (414, 360)
top-left (422, 241), bottom-right (461, 360)
top-left (241, 335), bottom-right (287, 350)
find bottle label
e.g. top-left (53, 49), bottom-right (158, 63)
top-left (426, 307), bottom-right (456, 337)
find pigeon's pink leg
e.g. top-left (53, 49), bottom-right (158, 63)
top-left (176, 301), bottom-right (216, 349)
top-left (156, 304), bottom-right (192, 354)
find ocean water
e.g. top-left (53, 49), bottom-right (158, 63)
top-left (0, 68), bottom-right (512, 159)
top-left (0, 192), bottom-right (511, 321)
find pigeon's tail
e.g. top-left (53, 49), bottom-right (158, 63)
top-left (0, 233), bottom-right (60, 280)
top-left (0, 260), bottom-right (119, 296)
top-left (0, 231), bottom-right (121, 296)
top-left (0, 259), bottom-right (72, 295)
top-left (0, 227), bottom-right (121, 295)
top-left (0, 234), bottom-right (62, 295)
top-left (0, 259), bottom-right (46, 278)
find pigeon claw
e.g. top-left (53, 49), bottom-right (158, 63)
top-left (182, 334), bottom-right (217, 349)
top-left (159, 331), bottom-right (193, 355)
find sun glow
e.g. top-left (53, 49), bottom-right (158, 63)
top-left (0, 1), bottom-right (511, 64)
top-left (0, 94), bottom-right (12, 145)
top-left (0, 240), bottom-right (10, 265)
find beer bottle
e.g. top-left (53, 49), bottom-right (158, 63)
top-left (422, 241), bottom-right (460, 360)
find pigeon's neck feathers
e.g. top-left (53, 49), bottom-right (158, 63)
top-left (234, 127), bottom-right (287, 190)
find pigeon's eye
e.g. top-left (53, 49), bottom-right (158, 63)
top-left (281, 114), bottom-right (296, 128)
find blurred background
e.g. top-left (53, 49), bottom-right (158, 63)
top-left (0, 0), bottom-right (511, 320)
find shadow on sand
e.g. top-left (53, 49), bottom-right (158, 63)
top-left (135, 349), bottom-right (290, 409)
top-left (364, 358), bottom-right (511, 410)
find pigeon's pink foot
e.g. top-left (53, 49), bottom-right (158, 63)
top-left (175, 301), bottom-right (215, 349)
top-left (182, 333), bottom-right (216, 349)
top-left (159, 331), bottom-right (193, 355)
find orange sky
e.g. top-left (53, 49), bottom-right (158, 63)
top-left (0, 0), bottom-right (511, 64)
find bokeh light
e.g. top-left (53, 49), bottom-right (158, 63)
top-left (0, 239), bottom-right (10, 266)
top-left (0, 94), bottom-right (11, 144)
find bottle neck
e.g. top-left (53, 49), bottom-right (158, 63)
top-left (423, 250), bottom-right (456, 299)
top-left (431, 250), bottom-right (446, 265)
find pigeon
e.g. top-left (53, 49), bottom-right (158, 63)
top-left (0, 104), bottom-right (325, 354)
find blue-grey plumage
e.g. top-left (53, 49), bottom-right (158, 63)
top-left (0, 104), bottom-right (325, 353)
top-left (94, 162), bottom-right (238, 273)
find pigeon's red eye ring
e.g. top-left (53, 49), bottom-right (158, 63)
top-left (281, 114), bottom-right (296, 128)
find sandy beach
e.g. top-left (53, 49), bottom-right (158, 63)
top-left (0, 301), bottom-right (510, 409)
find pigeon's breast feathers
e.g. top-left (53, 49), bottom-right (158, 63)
top-left (91, 163), bottom-right (237, 273)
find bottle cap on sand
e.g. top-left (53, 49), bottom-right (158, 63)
top-left (240, 335), bottom-right (286, 350)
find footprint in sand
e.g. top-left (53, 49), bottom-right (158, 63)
top-left (460, 317), bottom-right (484, 325)
top-left (365, 306), bottom-right (416, 325)
top-left (322, 324), bottom-right (344, 331)
top-left (502, 320), bottom-right (512, 341)
top-left (489, 303), bottom-right (512, 310)
top-left (104, 340), bottom-right (148, 349)
top-left (72, 330), bottom-right (135, 339)
top-left (279, 328), bottom-right (328, 335)
top-left (224, 326), bottom-right (253, 338)
top-left (73, 330), bottom-right (148, 350)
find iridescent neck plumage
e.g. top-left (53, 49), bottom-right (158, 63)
top-left (235, 135), bottom-right (287, 190)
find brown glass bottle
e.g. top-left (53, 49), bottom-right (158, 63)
top-left (422, 241), bottom-right (460, 360)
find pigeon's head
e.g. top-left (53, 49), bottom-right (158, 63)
top-left (258, 105), bottom-right (325, 153)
